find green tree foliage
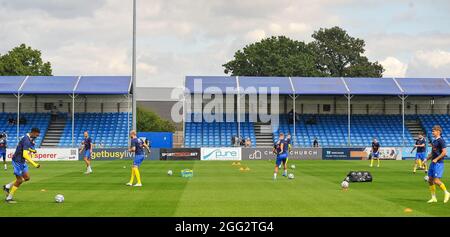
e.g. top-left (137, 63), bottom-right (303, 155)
top-left (137, 107), bottom-right (176, 132)
top-left (223, 27), bottom-right (384, 78)
top-left (223, 36), bottom-right (321, 77)
top-left (310, 26), bottom-right (384, 77)
top-left (0, 44), bottom-right (52, 76)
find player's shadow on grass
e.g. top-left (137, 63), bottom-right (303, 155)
top-left (388, 197), bottom-right (425, 203)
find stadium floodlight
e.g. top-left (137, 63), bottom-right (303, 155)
top-left (132, 0), bottom-right (137, 131)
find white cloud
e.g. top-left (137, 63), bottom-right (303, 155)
top-left (1, 0), bottom-right (449, 88)
top-left (49, 42), bottom-right (130, 76)
top-left (268, 23), bottom-right (283, 34)
top-left (380, 57), bottom-right (407, 77)
top-left (245, 29), bottom-right (267, 42)
top-left (0, 0), bottom-right (106, 18)
top-left (137, 62), bottom-right (158, 75)
top-left (413, 50), bottom-right (450, 69)
top-left (288, 23), bottom-right (310, 34)
top-left (365, 33), bottom-right (450, 60)
top-left (406, 50), bottom-right (450, 77)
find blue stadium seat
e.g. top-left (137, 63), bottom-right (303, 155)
top-left (0, 112), bottom-right (51, 148)
top-left (184, 113), bottom-right (256, 148)
top-left (274, 114), bottom-right (418, 147)
top-left (57, 112), bottom-right (131, 148)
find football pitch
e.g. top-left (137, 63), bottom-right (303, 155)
top-left (0, 160), bottom-right (449, 217)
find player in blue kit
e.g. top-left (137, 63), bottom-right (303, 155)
top-left (79, 131), bottom-right (94, 174)
top-left (412, 133), bottom-right (427, 174)
top-left (278, 133), bottom-right (292, 169)
top-left (426, 125), bottom-right (450, 203)
top-left (0, 132), bottom-right (7, 170)
top-left (273, 133), bottom-right (289, 180)
top-left (3, 128), bottom-right (41, 203)
top-left (369, 138), bottom-right (381, 168)
top-left (126, 130), bottom-right (150, 187)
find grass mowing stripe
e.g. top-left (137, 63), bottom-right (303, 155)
top-left (297, 166), bottom-right (431, 217)
top-left (0, 160), bottom-right (449, 216)
top-left (299, 160), bottom-right (437, 216)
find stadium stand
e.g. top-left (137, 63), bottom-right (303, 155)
top-left (184, 76), bottom-right (450, 148)
top-left (58, 112), bottom-right (131, 148)
top-left (0, 112), bottom-right (50, 148)
top-left (184, 122), bottom-right (255, 147)
top-left (417, 114), bottom-right (450, 142)
top-left (184, 113), bottom-right (420, 148)
top-left (274, 114), bottom-right (416, 147)
top-left (184, 113), bottom-right (256, 147)
top-left (0, 76), bottom-right (132, 148)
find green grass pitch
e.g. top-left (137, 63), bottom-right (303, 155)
top-left (0, 160), bottom-right (449, 217)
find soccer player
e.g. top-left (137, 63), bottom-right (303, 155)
top-left (426, 125), bottom-right (449, 203)
top-left (3, 128), bottom-right (41, 203)
top-left (79, 131), bottom-right (93, 174)
top-left (279, 133), bottom-right (292, 169)
top-left (286, 133), bottom-right (292, 152)
top-left (313, 137), bottom-right (319, 147)
top-left (370, 138), bottom-right (381, 167)
top-left (126, 130), bottom-right (150, 187)
top-left (273, 133), bottom-right (289, 180)
top-left (0, 132), bottom-right (7, 170)
top-left (413, 133), bottom-right (427, 174)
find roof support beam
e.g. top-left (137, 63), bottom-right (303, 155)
top-left (236, 76), bottom-right (240, 138)
top-left (344, 94), bottom-right (353, 146)
top-left (73, 76), bottom-right (82, 93)
top-left (444, 78), bottom-right (450, 88)
top-left (392, 77), bottom-right (404, 94)
top-left (288, 77), bottom-right (297, 145)
top-left (340, 77), bottom-right (350, 93)
top-left (398, 95), bottom-right (408, 147)
top-left (14, 76), bottom-right (29, 141)
top-left (288, 76), bottom-right (295, 94)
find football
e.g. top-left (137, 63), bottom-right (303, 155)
top-left (291, 164), bottom-right (296, 169)
top-left (55, 194), bottom-right (64, 203)
top-left (168, 170), bottom-right (173, 176)
top-left (288, 173), bottom-right (295, 179)
top-left (341, 181), bottom-right (349, 189)
top-left (424, 175), bottom-right (429, 182)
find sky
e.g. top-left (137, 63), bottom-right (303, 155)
top-left (0, 0), bottom-right (449, 88)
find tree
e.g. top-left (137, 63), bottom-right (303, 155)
top-left (223, 36), bottom-right (321, 77)
top-left (310, 26), bottom-right (384, 77)
top-left (137, 107), bottom-right (176, 132)
top-left (223, 27), bottom-right (384, 78)
top-left (0, 44), bottom-right (52, 76)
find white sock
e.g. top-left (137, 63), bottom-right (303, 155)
top-left (273, 173), bottom-right (277, 179)
top-left (5, 182), bottom-right (13, 189)
top-left (432, 194), bottom-right (437, 199)
top-left (7, 194), bottom-right (13, 200)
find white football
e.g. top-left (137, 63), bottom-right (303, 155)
top-left (55, 194), bottom-right (64, 203)
top-left (288, 173), bottom-right (295, 179)
top-left (167, 170), bottom-right (173, 176)
top-left (424, 175), bottom-right (429, 182)
top-left (291, 164), bottom-right (296, 169)
top-left (341, 181), bottom-right (349, 189)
